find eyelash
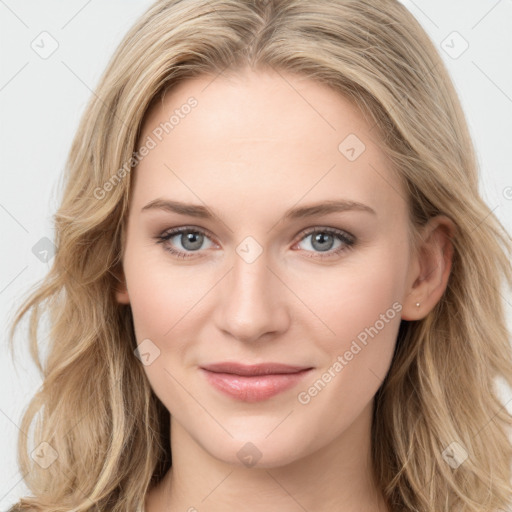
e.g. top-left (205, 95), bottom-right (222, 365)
top-left (155, 225), bottom-right (356, 260)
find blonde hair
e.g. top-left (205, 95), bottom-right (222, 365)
top-left (8, 0), bottom-right (512, 510)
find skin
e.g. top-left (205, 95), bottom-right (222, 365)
top-left (115, 66), bottom-right (454, 511)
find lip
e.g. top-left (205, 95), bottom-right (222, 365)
top-left (200, 362), bottom-right (313, 402)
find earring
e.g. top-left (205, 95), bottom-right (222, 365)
top-left (415, 302), bottom-right (420, 307)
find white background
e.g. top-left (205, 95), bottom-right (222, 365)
top-left (1, 0), bottom-right (511, 508)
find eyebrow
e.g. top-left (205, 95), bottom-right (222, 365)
top-left (141, 198), bottom-right (376, 220)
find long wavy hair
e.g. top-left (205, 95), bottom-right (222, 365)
top-left (8, 0), bottom-right (512, 510)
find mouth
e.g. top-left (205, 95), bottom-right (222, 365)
top-left (200, 362), bottom-right (313, 402)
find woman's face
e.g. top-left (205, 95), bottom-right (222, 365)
top-left (117, 67), bottom-right (416, 468)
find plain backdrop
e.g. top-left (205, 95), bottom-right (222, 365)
top-left (1, 0), bottom-right (511, 508)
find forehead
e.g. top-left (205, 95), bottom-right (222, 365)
top-left (142, 67), bottom-right (372, 151)
top-left (132, 68), bottom-right (406, 221)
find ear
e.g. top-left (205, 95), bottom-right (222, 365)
top-left (401, 215), bottom-right (455, 320)
top-left (112, 263), bottom-right (130, 305)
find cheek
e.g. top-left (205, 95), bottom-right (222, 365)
top-left (123, 242), bottom-right (206, 340)
top-left (299, 243), bottom-right (407, 349)
top-left (294, 239), bottom-right (407, 404)
top-left (123, 247), bottom-right (203, 412)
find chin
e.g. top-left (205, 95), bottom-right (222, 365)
top-left (200, 428), bottom-right (312, 469)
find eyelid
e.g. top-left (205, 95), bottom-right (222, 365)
top-left (157, 224), bottom-right (218, 243)
top-left (155, 225), bottom-right (219, 251)
top-left (156, 225), bottom-right (354, 245)
top-left (294, 226), bottom-right (355, 244)
top-left (155, 224), bottom-right (356, 259)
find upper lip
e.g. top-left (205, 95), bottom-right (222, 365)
top-left (200, 362), bottom-right (312, 376)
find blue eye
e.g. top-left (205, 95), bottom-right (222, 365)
top-left (155, 226), bottom-right (355, 260)
top-left (295, 227), bottom-right (355, 259)
top-left (156, 226), bottom-right (215, 259)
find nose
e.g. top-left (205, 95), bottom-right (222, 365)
top-left (214, 248), bottom-right (290, 344)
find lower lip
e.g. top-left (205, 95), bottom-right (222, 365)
top-left (201, 368), bottom-right (312, 402)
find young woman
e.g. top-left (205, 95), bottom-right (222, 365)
top-left (8, 0), bottom-right (512, 511)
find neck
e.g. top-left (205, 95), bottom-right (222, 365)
top-left (145, 400), bottom-right (389, 512)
